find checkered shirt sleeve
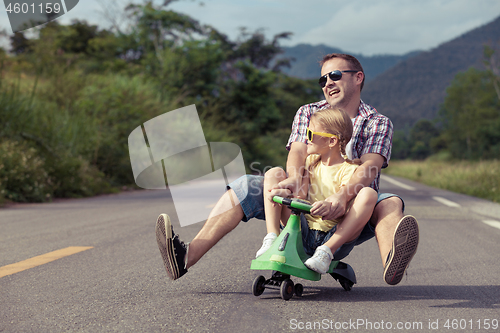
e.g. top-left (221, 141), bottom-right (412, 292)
top-left (353, 102), bottom-right (393, 169)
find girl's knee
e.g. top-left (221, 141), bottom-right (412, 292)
top-left (357, 187), bottom-right (378, 203)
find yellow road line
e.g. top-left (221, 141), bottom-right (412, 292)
top-left (0, 246), bottom-right (94, 278)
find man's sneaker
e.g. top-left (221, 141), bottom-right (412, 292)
top-left (384, 215), bottom-right (419, 285)
top-left (304, 245), bottom-right (333, 274)
top-left (155, 214), bottom-right (188, 280)
top-left (256, 233), bottom-right (277, 258)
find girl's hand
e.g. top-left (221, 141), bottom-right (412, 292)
top-left (310, 201), bottom-right (332, 217)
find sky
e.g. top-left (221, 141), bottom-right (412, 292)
top-left (1, 0), bottom-right (500, 56)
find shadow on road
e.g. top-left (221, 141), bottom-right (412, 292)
top-left (197, 285), bottom-right (500, 309)
top-left (280, 285), bottom-right (499, 308)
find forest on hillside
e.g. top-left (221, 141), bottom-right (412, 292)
top-left (391, 46), bottom-right (500, 161)
top-left (1, 1), bottom-right (499, 204)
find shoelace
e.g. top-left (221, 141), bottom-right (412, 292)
top-left (315, 249), bottom-right (331, 262)
top-left (173, 234), bottom-right (187, 249)
top-left (172, 234), bottom-right (189, 269)
top-left (262, 234), bottom-right (276, 246)
top-left (263, 238), bottom-right (274, 246)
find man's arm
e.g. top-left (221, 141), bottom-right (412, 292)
top-left (323, 153), bottom-right (384, 220)
top-left (270, 142), bottom-right (308, 197)
top-left (287, 142), bottom-right (307, 179)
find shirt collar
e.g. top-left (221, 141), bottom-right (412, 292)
top-left (357, 100), bottom-right (377, 119)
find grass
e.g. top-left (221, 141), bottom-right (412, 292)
top-left (383, 159), bottom-right (500, 203)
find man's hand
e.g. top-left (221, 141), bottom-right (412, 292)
top-left (263, 175), bottom-right (298, 204)
top-left (317, 153), bottom-right (384, 219)
top-left (310, 200), bottom-right (332, 216)
top-left (265, 187), bottom-right (292, 203)
top-left (270, 175), bottom-right (301, 198)
top-left (321, 191), bottom-right (349, 220)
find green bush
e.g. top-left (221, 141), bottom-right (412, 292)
top-left (0, 140), bottom-right (113, 203)
top-left (46, 153), bottom-right (113, 198)
top-left (0, 140), bottom-right (52, 202)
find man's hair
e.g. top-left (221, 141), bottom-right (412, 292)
top-left (320, 53), bottom-right (365, 91)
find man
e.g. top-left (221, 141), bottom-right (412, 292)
top-left (155, 53), bottom-right (419, 285)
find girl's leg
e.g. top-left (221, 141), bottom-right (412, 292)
top-left (256, 167), bottom-right (289, 257)
top-left (263, 167), bottom-right (289, 235)
top-left (305, 187), bottom-right (378, 273)
top-left (323, 187), bottom-right (378, 254)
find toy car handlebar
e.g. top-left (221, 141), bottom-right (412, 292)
top-left (272, 196), bottom-right (312, 213)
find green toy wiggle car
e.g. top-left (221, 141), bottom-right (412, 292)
top-left (250, 196), bottom-right (356, 300)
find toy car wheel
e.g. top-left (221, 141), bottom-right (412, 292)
top-left (339, 277), bottom-right (354, 291)
top-left (280, 279), bottom-right (294, 300)
top-left (252, 275), bottom-right (266, 296)
top-left (294, 283), bottom-right (303, 297)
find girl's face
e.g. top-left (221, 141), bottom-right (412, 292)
top-left (306, 120), bottom-right (333, 155)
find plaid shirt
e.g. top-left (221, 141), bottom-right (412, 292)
top-left (286, 100), bottom-right (393, 192)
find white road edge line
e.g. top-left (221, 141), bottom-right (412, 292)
top-left (432, 196), bottom-right (461, 208)
top-left (380, 175), bottom-right (416, 191)
top-left (483, 220), bottom-right (500, 230)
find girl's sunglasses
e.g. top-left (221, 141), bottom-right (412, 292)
top-left (307, 128), bottom-right (338, 142)
top-left (318, 70), bottom-right (359, 88)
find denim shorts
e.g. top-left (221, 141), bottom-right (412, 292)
top-left (300, 214), bottom-right (355, 260)
top-left (228, 174), bottom-right (404, 257)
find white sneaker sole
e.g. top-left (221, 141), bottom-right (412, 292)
top-left (155, 214), bottom-right (179, 280)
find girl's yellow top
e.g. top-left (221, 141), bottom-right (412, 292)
top-left (304, 154), bottom-right (358, 232)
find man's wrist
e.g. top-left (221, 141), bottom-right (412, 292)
top-left (335, 185), bottom-right (351, 203)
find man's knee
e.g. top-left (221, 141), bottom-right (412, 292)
top-left (371, 196), bottom-right (403, 226)
top-left (210, 189), bottom-right (243, 220)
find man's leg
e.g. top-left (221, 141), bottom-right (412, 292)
top-left (371, 196), bottom-right (405, 265)
top-left (370, 196), bottom-right (419, 285)
top-left (156, 175), bottom-right (265, 280)
top-left (186, 189), bottom-right (243, 268)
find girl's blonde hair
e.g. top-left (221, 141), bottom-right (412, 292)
top-left (308, 107), bottom-right (361, 170)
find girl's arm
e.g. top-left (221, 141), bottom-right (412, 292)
top-left (323, 153), bottom-right (384, 220)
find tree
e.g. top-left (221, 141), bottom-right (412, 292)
top-left (230, 28), bottom-right (293, 72)
top-left (9, 32), bottom-right (32, 55)
top-left (57, 20), bottom-right (105, 55)
top-left (408, 119), bottom-right (439, 159)
top-left (484, 43), bottom-right (500, 102)
top-left (439, 67), bottom-right (500, 159)
top-left (391, 129), bottom-right (410, 160)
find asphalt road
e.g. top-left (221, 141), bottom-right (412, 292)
top-left (1, 175), bottom-right (500, 332)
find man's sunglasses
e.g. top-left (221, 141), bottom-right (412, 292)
top-left (318, 70), bottom-right (359, 88)
top-left (307, 128), bottom-right (338, 142)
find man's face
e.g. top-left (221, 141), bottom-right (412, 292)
top-left (320, 58), bottom-right (361, 108)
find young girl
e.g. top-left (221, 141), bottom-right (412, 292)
top-left (256, 107), bottom-right (379, 274)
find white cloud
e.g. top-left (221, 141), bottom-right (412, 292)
top-left (294, 0), bottom-right (500, 55)
top-left (0, 0), bottom-right (498, 56)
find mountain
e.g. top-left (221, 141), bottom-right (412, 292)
top-left (361, 16), bottom-right (500, 130)
top-left (280, 44), bottom-right (421, 82)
